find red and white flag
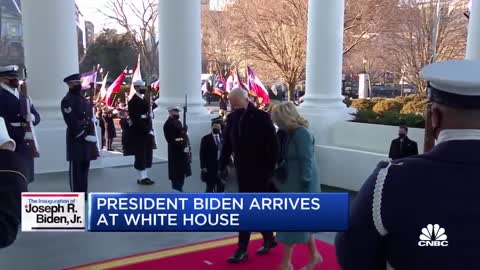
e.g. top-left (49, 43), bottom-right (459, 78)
top-left (105, 69), bottom-right (126, 106)
top-left (99, 72), bottom-right (109, 100)
top-left (247, 67), bottom-right (270, 105)
top-left (129, 54), bottom-right (142, 100)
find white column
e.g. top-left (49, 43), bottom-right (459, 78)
top-left (302, 0), bottom-right (346, 109)
top-left (156, 0), bottom-right (205, 113)
top-left (466, 0), bottom-right (480, 60)
top-left (299, 0), bottom-right (352, 146)
top-left (21, 0), bottom-right (86, 173)
top-left (154, 0), bottom-right (211, 161)
top-left (22, 0), bottom-right (79, 118)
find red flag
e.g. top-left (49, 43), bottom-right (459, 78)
top-left (105, 70), bottom-right (126, 106)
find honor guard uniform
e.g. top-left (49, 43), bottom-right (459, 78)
top-left (61, 74), bottom-right (99, 193)
top-left (128, 80), bottom-right (154, 185)
top-left (163, 106), bottom-right (191, 192)
top-left (0, 65), bottom-right (40, 183)
top-left (0, 117), bottom-right (27, 248)
top-left (335, 59), bottom-right (480, 270)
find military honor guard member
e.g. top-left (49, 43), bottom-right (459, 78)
top-left (0, 65), bottom-right (40, 183)
top-left (0, 116), bottom-right (27, 248)
top-left (128, 80), bottom-right (155, 185)
top-left (163, 106), bottom-right (191, 192)
top-left (335, 59), bottom-right (480, 270)
top-left (61, 74), bottom-right (99, 193)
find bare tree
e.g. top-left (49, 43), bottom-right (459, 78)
top-left (99, 0), bottom-right (159, 81)
top-left (202, 10), bottom-right (246, 76)
top-left (220, 0), bottom-right (395, 100)
top-left (381, 0), bottom-right (467, 94)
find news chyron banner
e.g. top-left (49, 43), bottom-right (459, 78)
top-left (22, 193), bottom-right (85, 232)
top-left (88, 193), bottom-right (349, 232)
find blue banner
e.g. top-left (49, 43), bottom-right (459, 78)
top-left (87, 193), bottom-right (349, 232)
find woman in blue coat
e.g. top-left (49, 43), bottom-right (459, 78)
top-left (271, 102), bottom-right (323, 270)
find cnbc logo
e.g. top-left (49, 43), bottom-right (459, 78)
top-left (418, 224), bottom-right (448, 247)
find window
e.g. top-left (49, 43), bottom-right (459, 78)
top-left (7, 23), bottom-right (21, 37)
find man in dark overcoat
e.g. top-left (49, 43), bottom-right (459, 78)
top-left (219, 88), bottom-right (279, 263)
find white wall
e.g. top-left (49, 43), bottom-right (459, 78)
top-left (319, 122), bottom-right (425, 191)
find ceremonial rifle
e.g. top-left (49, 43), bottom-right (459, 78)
top-left (20, 68), bottom-right (40, 158)
top-left (148, 88), bottom-right (157, 149)
top-left (183, 94), bottom-right (192, 165)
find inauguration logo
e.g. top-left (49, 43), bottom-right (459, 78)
top-left (21, 193), bottom-right (85, 232)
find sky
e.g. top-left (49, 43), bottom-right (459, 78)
top-left (76, 0), bottom-right (119, 30)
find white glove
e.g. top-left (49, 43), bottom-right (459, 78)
top-left (26, 113), bottom-right (35, 122)
top-left (85, 135), bottom-right (97, 143)
top-left (149, 130), bottom-right (154, 136)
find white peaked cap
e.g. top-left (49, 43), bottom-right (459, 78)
top-left (421, 59), bottom-right (480, 109)
top-left (0, 117), bottom-right (15, 151)
top-left (133, 80), bottom-right (146, 86)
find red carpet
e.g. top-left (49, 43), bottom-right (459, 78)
top-left (67, 234), bottom-right (340, 270)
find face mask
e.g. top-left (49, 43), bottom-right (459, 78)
top-left (212, 128), bottom-right (220, 134)
top-left (172, 114), bottom-right (180, 120)
top-left (70, 85), bottom-right (82, 93)
top-left (138, 89), bottom-right (146, 95)
top-left (398, 133), bottom-right (406, 139)
top-left (8, 79), bottom-right (19, 88)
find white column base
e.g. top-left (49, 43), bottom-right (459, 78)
top-left (34, 118), bottom-right (103, 174)
top-left (153, 109), bottom-right (213, 162)
top-left (298, 105), bottom-right (355, 146)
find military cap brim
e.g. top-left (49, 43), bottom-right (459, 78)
top-left (63, 73), bottom-right (82, 83)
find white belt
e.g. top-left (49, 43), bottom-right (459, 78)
top-left (141, 114), bottom-right (148, 119)
top-left (175, 138), bottom-right (184, 142)
top-left (10, 122), bottom-right (23, 127)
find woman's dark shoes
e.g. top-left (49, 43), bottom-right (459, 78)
top-left (137, 178), bottom-right (155, 185)
top-left (256, 241), bottom-right (278, 255)
top-left (227, 249), bottom-right (248, 264)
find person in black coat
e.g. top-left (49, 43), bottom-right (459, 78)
top-left (219, 92), bottom-right (228, 111)
top-left (96, 103), bottom-right (106, 149)
top-left (103, 108), bottom-right (116, 151)
top-left (0, 65), bottom-right (41, 184)
top-left (0, 116), bottom-right (27, 248)
top-left (118, 103), bottom-right (132, 155)
top-left (219, 88), bottom-right (279, 264)
top-left (128, 80), bottom-right (155, 185)
top-left (200, 120), bottom-right (225, 193)
top-left (388, 125), bottom-right (418, 160)
top-left (61, 74), bottom-right (99, 193)
top-left (163, 106), bottom-right (191, 192)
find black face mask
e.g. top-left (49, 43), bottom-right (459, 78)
top-left (69, 85), bottom-right (82, 94)
top-left (138, 88), bottom-right (146, 95)
top-left (172, 114), bottom-right (180, 120)
top-left (398, 133), bottom-right (406, 139)
top-left (8, 79), bottom-right (19, 88)
top-left (212, 128), bottom-right (221, 134)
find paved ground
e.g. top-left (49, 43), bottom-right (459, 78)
top-left (0, 159), bottom-right (348, 270)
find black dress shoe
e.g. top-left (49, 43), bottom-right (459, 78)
top-left (256, 241), bottom-right (278, 255)
top-left (227, 249), bottom-right (248, 264)
top-left (137, 178), bottom-right (154, 185)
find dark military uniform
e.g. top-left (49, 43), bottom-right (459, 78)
top-left (336, 59), bottom-right (480, 270)
top-left (163, 113), bottom-right (191, 192)
top-left (127, 94), bottom-right (154, 171)
top-left (103, 108), bottom-right (116, 151)
top-left (0, 149), bottom-right (27, 248)
top-left (61, 74), bottom-right (98, 193)
top-left (0, 66), bottom-right (41, 183)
